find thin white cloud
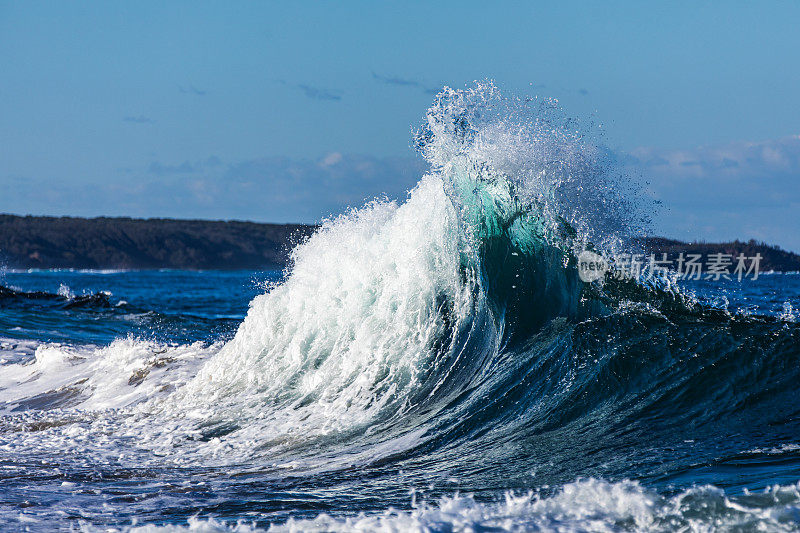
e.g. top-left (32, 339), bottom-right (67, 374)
top-left (319, 152), bottom-right (343, 168)
top-left (627, 135), bottom-right (800, 251)
top-left (629, 135), bottom-right (800, 181)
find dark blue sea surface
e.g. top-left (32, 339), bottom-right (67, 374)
top-left (0, 269), bottom-right (281, 346)
top-left (1, 269), bottom-right (798, 532)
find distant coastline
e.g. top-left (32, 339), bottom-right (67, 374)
top-left (0, 215), bottom-right (315, 271)
top-left (0, 214), bottom-right (798, 272)
top-left (635, 237), bottom-right (800, 274)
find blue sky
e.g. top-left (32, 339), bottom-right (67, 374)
top-left (1, 1), bottom-right (799, 251)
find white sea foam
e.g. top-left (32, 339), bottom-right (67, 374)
top-left (142, 174), bottom-right (476, 458)
top-left (73, 479), bottom-right (800, 532)
top-left (779, 301), bottom-right (796, 322)
top-left (745, 443), bottom-right (800, 455)
top-left (0, 339), bottom-right (215, 414)
top-left (57, 283), bottom-right (74, 299)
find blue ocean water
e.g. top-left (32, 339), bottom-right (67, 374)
top-left (1, 84), bottom-right (799, 531)
top-left (1, 269), bottom-right (798, 532)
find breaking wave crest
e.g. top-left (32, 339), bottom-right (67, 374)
top-left (2, 83), bottom-right (799, 531)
